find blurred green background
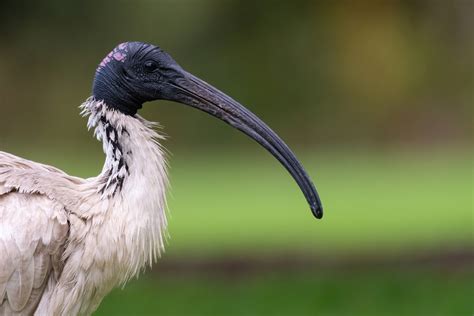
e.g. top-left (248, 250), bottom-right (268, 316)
top-left (0, 1), bottom-right (472, 315)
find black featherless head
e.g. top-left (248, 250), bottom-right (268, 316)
top-left (93, 42), bottom-right (182, 115)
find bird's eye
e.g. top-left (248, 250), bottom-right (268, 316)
top-left (144, 61), bottom-right (158, 73)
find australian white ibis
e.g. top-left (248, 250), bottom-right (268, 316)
top-left (0, 42), bottom-right (322, 315)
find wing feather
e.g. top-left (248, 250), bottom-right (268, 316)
top-left (0, 151), bottom-right (86, 215)
top-left (32, 250), bottom-right (50, 290)
top-left (0, 192), bottom-right (69, 315)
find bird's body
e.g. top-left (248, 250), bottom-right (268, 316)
top-left (0, 42), bottom-right (322, 315)
top-left (0, 99), bottom-right (168, 314)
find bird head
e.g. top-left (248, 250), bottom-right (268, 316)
top-left (93, 42), bottom-right (323, 219)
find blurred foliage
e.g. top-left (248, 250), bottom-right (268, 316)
top-left (0, 0), bottom-right (472, 152)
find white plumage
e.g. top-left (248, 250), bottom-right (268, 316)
top-left (0, 98), bottom-right (169, 315)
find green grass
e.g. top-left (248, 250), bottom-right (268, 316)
top-left (96, 268), bottom-right (473, 316)
top-left (164, 147), bottom-right (472, 257)
top-left (14, 146), bottom-right (472, 257)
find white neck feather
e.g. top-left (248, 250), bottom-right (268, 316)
top-left (40, 99), bottom-right (170, 315)
top-left (80, 97), bottom-right (169, 272)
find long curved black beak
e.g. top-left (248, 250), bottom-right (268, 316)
top-left (162, 70), bottom-right (323, 219)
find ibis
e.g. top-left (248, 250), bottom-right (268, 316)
top-left (0, 42), bottom-right (323, 315)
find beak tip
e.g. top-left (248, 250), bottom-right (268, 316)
top-left (311, 203), bottom-right (323, 219)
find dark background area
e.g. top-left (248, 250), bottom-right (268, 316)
top-left (0, 0), bottom-right (471, 150)
top-left (0, 1), bottom-right (472, 315)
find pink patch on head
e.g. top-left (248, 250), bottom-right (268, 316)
top-left (97, 43), bottom-right (129, 71)
top-left (99, 56), bottom-right (111, 68)
top-left (113, 52), bottom-right (125, 62)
